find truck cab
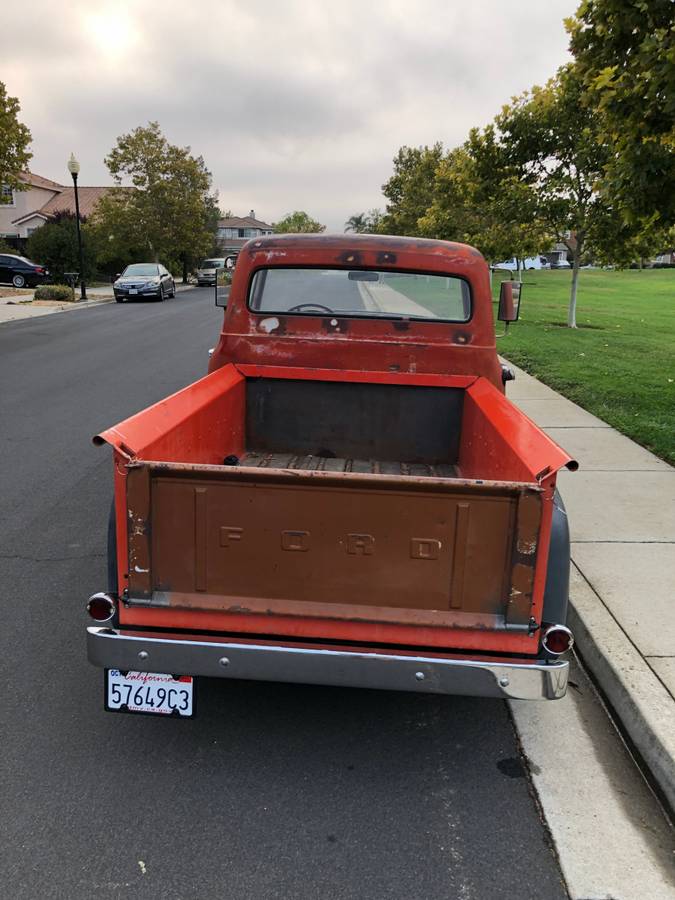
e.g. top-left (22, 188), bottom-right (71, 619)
top-left (88, 234), bottom-right (576, 717)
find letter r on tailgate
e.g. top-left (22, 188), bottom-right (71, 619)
top-left (347, 534), bottom-right (375, 555)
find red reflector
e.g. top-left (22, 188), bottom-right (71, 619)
top-left (87, 593), bottom-right (115, 622)
top-left (543, 626), bottom-right (573, 655)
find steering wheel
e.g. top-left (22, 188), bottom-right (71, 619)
top-left (286, 302), bottom-right (335, 314)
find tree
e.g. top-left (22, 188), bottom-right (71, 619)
top-left (419, 132), bottom-right (547, 268)
top-left (344, 209), bottom-right (384, 233)
top-left (273, 211), bottom-right (325, 233)
top-left (26, 212), bottom-right (100, 282)
top-left (380, 144), bottom-right (444, 236)
top-left (0, 238), bottom-right (18, 254)
top-left (496, 66), bottom-right (617, 327)
top-left (344, 213), bottom-right (368, 233)
top-left (566, 0), bottom-right (675, 226)
top-left (0, 82), bottom-right (32, 195)
top-left (91, 122), bottom-right (215, 272)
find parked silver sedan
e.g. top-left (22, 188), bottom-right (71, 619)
top-left (114, 263), bottom-right (176, 302)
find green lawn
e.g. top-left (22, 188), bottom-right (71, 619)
top-left (492, 268), bottom-right (675, 465)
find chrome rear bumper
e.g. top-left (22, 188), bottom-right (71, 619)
top-left (88, 627), bottom-right (568, 700)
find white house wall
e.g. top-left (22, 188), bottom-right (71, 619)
top-left (0, 185), bottom-right (59, 237)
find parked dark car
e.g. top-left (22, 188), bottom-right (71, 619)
top-left (0, 254), bottom-right (50, 288)
top-left (113, 263), bottom-right (176, 302)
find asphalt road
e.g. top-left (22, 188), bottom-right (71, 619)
top-left (0, 289), bottom-right (567, 900)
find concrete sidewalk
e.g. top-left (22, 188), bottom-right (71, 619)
top-left (504, 360), bottom-right (675, 811)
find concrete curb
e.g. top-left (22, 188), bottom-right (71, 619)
top-left (0, 283), bottom-right (196, 325)
top-left (567, 564), bottom-right (675, 813)
top-left (0, 295), bottom-right (114, 325)
top-left (503, 358), bottom-right (675, 814)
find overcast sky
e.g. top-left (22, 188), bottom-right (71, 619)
top-left (4, 0), bottom-right (577, 230)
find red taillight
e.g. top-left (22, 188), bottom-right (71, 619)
top-left (87, 593), bottom-right (116, 623)
top-left (35, 266), bottom-right (45, 274)
top-left (543, 625), bottom-right (574, 655)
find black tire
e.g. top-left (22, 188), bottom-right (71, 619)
top-left (157, 285), bottom-right (165, 302)
top-left (12, 273), bottom-right (26, 288)
top-left (115, 295), bottom-right (124, 303)
top-left (170, 280), bottom-right (176, 297)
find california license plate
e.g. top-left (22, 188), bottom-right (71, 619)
top-left (129, 288), bottom-right (138, 295)
top-left (105, 669), bottom-right (194, 716)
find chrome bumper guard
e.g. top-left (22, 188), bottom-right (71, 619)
top-left (87, 628), bottom-right (569, 700)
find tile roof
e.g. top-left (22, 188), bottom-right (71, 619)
top-left (39, 186), bottom-right (124, 219)
top-left (219, 215), bottom-right (274, 230)
top-left (12, 186), bottom-right (131, 224)
top-left (18, 171), bottom-right (65, 191)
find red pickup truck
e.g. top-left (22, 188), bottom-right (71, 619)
top-left (87, 234), bottom-right (577, 717)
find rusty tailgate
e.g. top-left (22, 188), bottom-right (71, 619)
top-left (125, 462), bottom-right (541, 634)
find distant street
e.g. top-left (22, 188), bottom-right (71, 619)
top-left (0, 288), bottom-right (568, 899)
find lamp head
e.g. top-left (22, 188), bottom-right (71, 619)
top-left (67, 153), bottom-right (80, 176)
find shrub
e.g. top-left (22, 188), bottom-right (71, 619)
top-left (34, 284), bottom-right (76, 301)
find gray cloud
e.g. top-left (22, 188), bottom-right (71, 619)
top-left (3, 0), bottom-right (576, 229)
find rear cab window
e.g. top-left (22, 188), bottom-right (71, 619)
top-left (248, 268), bottom-right (471, 322)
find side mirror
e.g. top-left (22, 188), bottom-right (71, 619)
top-left (498, 281), bottom-right (522, 322)
top-left (115, 273), bottom-right (121, 279)
top-left (215, 267), bottom-right (230, 307)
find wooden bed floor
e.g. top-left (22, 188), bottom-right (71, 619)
top-left (237, 451), bottom-right (457, 478)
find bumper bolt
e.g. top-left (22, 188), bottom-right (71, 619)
top-left (415, 671), bottom-right (425, 681)
top-left (219, 657), bottom-right (230, 668)
top-left (138, 650), bottom-right (149, 661)
top-left (499, 676), bottom-right (510, 688)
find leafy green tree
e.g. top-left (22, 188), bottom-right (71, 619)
top-left (344, 209), bottom-right (384, 233)
top-left (420, 132), bottom-right (547, 269)
top-left (273, 211), bottom-right (326, 233)
top-left (26, 212), bottom-right (100, 281)
top-left (345, 213), bottom-right (369, 233)
top-left (380, 144), bottom-right (444, 236)
top-left (566, 0), bottom-right (675, 226)
top-left (0, 238), bottom-right (19, 254)
top-left (496, 66), bottom-right (619, 327)
top-left (0, 82), bottom-right (32, 196)
top-left (91, 122), bottom-right (215, 272)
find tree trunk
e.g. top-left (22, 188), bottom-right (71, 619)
top-left (182, 255), bottom-right (188, 284)
top-left (516, 258), bottom-right (522, 283)
top-left (568, 252), bottom-right (581, 328)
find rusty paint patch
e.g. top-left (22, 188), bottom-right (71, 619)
top-left (336, 250), bottom-right (364, 266)
top-left (392, 319), bottom-right (410, 332)
top-left (376, 250), bottom-right (397, 265)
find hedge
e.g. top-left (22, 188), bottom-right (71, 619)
top-left (34, 284), bottom-right (76, 301)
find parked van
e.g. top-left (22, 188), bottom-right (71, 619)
top-left (493, 256), bottom-right (551, 271)
top-left (196, 258), bottom-right (226, 286)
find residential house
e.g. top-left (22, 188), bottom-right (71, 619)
top-left (0, 171), bottom-right (120, 245)
top-left (653, 249), bottom-right (675, 266)
top-left (544, 232), bottom-right (575, 267)
top-left (217, 210), bottom-right (274, 255)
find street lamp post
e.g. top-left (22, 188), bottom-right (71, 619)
top-left (67, 153), bottom-right (87, 300)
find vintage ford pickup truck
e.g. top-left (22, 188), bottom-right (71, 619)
top-left (87, 234), bottom-right (577, 717)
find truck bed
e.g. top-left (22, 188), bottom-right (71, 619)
top-left (95, 363), bottom-right (576, 655)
